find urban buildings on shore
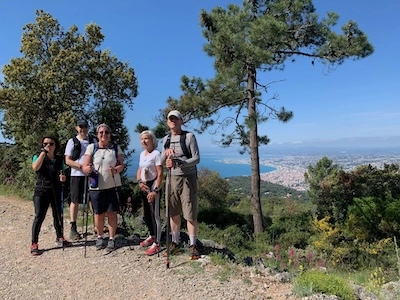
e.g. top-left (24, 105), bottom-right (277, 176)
top-left (259, 150), bottom-right (400, 191)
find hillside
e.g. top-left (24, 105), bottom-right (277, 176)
top-left (227, 176), bottom-right (307, 200)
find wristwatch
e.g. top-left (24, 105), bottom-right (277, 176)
top-left (152, 187), bottom-right (159, 194)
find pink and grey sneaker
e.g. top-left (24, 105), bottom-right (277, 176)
top-left (140, 236), bottom-right (155, 247)
top-left (30, 243), bottom-right (41, 256)
top-left (144, 244), bottom-right (162, 256)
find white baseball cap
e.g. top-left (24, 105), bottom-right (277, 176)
top-left (167, 110), bottom-right (182, 120)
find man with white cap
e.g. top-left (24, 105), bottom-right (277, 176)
top-left (162, 110), bottom-right (201, 260)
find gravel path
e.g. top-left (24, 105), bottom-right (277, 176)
top-left (0, 195), bottom-right (299, 300)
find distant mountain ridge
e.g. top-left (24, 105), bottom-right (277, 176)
top-left (270, 136), bottom-right (400, 148)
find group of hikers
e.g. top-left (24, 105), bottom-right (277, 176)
top-left (30, 110), bottom-right (201, 260)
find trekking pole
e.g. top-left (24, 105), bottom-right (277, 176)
top-left (60, 170), bottom-right (65, 251)
top-left (165, 168), bottom-right (171, 269)
top-left (81, 176), bottom-right (86, 237)
top-left (49, 164), bottom-right (64, 252)
top-left (111, 168), bottom-right (133, 251)
top-left (82, 175), bottom-right (89, 258)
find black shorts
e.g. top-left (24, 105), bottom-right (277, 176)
top-left (70, 176), bottom-right (86, 204)
top-left (89, 188), bottom-right (119, 214)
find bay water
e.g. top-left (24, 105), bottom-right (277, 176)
top-left (126, 151), bottom-right (276, 179)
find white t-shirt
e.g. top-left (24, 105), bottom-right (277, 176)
top-left (138, 149), bottom-right (161, 183)
top-left (64, 136), bottom-right (90, 177)
top-left (85, 143), bottom-right (123, 190)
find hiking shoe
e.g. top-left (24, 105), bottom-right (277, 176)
top-left (189, 244), bottom-right (200, 260)
top-left (30, 243), bottom-right (41, 256)
top-left (163, 242), bottom-right (183, 257)
top-left (105, 239), bottom-right (116, 253)
top-left (55, 238), bottom-right (72, 248)
top-left (144, 244), bottom-right (162, 256)
top-left (140, 236), bottom-right (155, 247)
top-left (69, 228), bottom-right (81, 241)
top-left (95, 237), bottom-right (105, 250)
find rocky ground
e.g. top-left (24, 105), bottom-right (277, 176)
top-left (0, 195), bottom-right (299, 300)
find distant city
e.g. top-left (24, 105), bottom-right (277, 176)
top-left (209, 138), bottom-right (400, 191)
top-left (258, 143), bottom-right (400, 191)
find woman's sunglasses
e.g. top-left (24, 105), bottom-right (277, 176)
top-left (42, 142), bottom-right (55, 147)
top-left (98, 131), bottom-right (110, 135)
top-left (79, 125), bottom-right (88, 129)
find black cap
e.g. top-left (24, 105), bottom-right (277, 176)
top-left (77, 120), bottom-right (88, 126)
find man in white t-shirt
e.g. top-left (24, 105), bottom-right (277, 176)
top-left (64, 119), bottom-right (93, 240)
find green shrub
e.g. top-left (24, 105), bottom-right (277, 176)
top-left (294, 270), bottom-right (356, 300)
top-left (197, 207), bottom-right (249, 229)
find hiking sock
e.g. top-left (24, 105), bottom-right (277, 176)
top-left (189, 235), bottom-right (196, 246)
top-left (171, 231), bottom-right (180, 244)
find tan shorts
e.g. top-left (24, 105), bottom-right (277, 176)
top-left (167, 173), bottom-right (198, 221)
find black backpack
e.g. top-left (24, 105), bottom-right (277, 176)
top-left (163, 130), bottom-right (192, 158)
top-left (71, 135), bottom-right (95, 161)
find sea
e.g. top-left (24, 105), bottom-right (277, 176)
top-left (126, 151), bottom-right (276, 179)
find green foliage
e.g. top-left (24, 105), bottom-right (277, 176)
top-left (345, 164), bottom-right (400, 241)
top-left (0, 10), bottom-right (138, 193)
top-left (305, 156), bottom-right (341, 219)
top-left (229, 194), bottom-right (313, 249)
top-left (197, 169), bottom-right (253, 232)
top-left (198, 207), bottom-right (249, 230)
top-left (294, 270), bottom-right (356, 300)
top-left (0, 143), bottom-right (19, 184)
top-left (198, 222), bottom-right (252, 253)
top-left (0, 183), bottom-right (31, 199)
top-left (198, 168), bottom-right (230, 210)
top-left (134, 123), bottom-right (149, 134)
top-left (227, 176), bottom-right (307, 200)
top-left (307, 158), bottom-right (400, 255)
top-left (348, 196), bottom-right (400, 241)
top-left (265, 198), bottom-right (312, 249)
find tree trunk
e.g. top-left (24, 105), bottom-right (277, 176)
top-left (247, 69), bottom-right (264, 233)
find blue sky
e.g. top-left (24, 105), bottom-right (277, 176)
top-left (1, 0), bottom-right (399, 152)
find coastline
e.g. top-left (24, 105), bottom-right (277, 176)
top-left (128, 148), bottom-right (400, 192)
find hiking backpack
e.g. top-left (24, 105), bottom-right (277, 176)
top-left (163, 130), bottom-right (192, 158)
top-left (71, 135), bottom-right (95, 161)
top-left (92, 141), bottom-right (119, 160)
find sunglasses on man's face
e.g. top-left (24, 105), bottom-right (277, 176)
top-left (42, 142), bottom-right (55, 147)
top-left (98, 131), bottom-right (110, 135)
top-left (79, 125), bottom-right (88, 129)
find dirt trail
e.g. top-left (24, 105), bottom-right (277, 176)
top-left (0, 195), bottom-right (298, 300)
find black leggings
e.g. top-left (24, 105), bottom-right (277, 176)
top-left (141, 190), bottom-right (161, 244)
top-left (32, 191), bottom-right (63, 243)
